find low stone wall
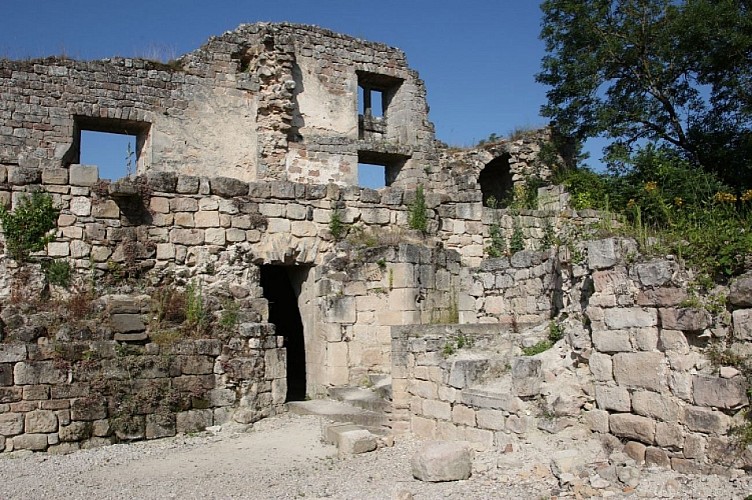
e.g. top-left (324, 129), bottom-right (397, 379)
top-left (0, 324), bottom-right (285, 453)
top-left (392, 238), bottom-right (752, 473)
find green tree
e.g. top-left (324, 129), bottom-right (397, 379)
top-left (537, 0), bottom-right (752, 187)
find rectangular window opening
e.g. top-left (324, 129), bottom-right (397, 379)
top-left (358, 162), bottom-right (387, 189)
top-left (357, 150), bottom-right (410, 189)
top-left (72, 116), bottom-right (151, 181)
top-left (80, 131), bottom-right (138, 181)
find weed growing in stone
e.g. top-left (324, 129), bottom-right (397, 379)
top-left (408, 185), bottom-right (428, 233)
top-left (42, 259), bottom-right (72, 287)
top-left (329, 209), bottom-right (346, 240)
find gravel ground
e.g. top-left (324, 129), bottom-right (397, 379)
top-left (1, 412), bottom-right (751, 499)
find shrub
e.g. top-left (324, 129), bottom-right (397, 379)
top-left (42, 259), bottom-right (72, 287)
top-left (0, 191), bottom-right (58, 261)
top-left (485, 223), bottom-right (506, 257)
top-left (329, 209), bottom-right (346, 240)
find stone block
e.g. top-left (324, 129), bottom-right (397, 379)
top-left (595, 386), bottom-right (631, 412)
top-left (411, 416), bottom-right (437, 439)
top-left (655, 422), bottom-right (684, 449)
top-left (729, 272), bottom-right (752, 307)
top-left (110, 314), bottom-right (145, 333)
top-left (609, 413), bottom-right (656, 444)
top-left (636, 288), bottom-right (687, 307)
top-left (645, 447), bottom-right (671, 468)
top-left (14, 362), bottom-right (67, 385)
top-left (145, 171), bottom-right (178, 192)
top-left (170, 229), bottom-right (204, 245)
top-left (660, 308), bottom-right (711, 331)
top-left (336, 429), bottom-right (377, 456)
top-left (733, 310), bottom-right (752, 340)
top-left (42, 168), bottom-right (68, 185)
top-left (684, 406), bottom-right (729, 434)
top-left (59, 421), bottom-right (92, 442)
top-left (613, 352), bottom-right (667, 391)
top-left (658, 329), bottom-right (689, 353)
top-left (604, 308), bottom-right (657, 329)
top-left (176, 409), bottom-right (213, 433)
top-left (624, 441), bottom-right (647, 464)
top-left (632, 259), bottom-right (676, 287)
top-left (693, 375), bottom-right (748, 409)
top-left (631, 391), bottom-right (681, 422)
top-left (592, 329), bottom-right (632, 352)
top-left (0, 344), bottom-right (27, 363)
top-left (423, 399), bottom-right (451, 421)
top-left (589, 352), bottom-right (613, 381)
top-left (194, 211), bottom-right (219, 228)
top-left (12, 433), bottom-right (48, 451)
top-left (452, 405), bottom-right (476, 427)
top-left (0, 413), bottom-right (23, 436)
top-left (69, 196), bottom-right (92, 216)
top-left (146, 414), bottom-right (176, 439)
top-left (91, 200), bottom-right (120, 219)
top-left (71, 397), bottom-right (107, 421)
top-left (584, 409), bottom-right (609, 433)
top-left (69, 165), bottom-right (98, 186)
top-left (47, 241), bottom-right (70, 257)
top-left (411, 441), bottom-right (473, 482)
top-left (8, 166), bottom-right (41, 185)
top-left (205, 228), bottom-right (226, 245)
top-left (511, 357), bottom-right (542, 397)
top-left (505, 414), bottom-right (531, 434)
top-left (24, 410), bottom-right (57, 433)
top-left (177, 176), bottom-right (200, 194)
top-left (475, 409), bottom-right (505, 431)
top-left (587, 238), bottom-right (635, 270)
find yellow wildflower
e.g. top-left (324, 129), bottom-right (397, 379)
top-left (674, 197), bottom-right (683, 207)
top-left (742, 190), bottom-right (752, 202)
top-left (627, 199), bottom-right (636, 208)
top-left (644, 181), bottom-right (658, 192)
top-left (713, 191), bottom-right (737, 203)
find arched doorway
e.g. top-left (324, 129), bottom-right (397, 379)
top-left (478, 153), bottom-right (513, 207)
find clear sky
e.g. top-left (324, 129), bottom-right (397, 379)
top-left (1, 1), bottom-right (600, 182)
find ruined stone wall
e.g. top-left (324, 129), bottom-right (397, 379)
top-left (1, 23), bottom-right (437, 188)
top-left (392, 238), bottom-right (752, 474)
top-left (0, 327), bottom-right (285, 453)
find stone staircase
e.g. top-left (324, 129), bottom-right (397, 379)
top-left (286, 375), bottom-right (393, 454)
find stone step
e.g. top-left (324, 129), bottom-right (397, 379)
top-left (287, 399), bottom-right (390, 430)
top-left (329, 386), bottom-right (392, 413)
top-left (460, 385), bottom-right (523, 414)
top-left (370, 375), bottom-right (393, 401)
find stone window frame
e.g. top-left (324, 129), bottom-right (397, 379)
top-left (356, 71), bottom-right (403, 139)
top-left (357, 150), bottom-right (409, 188)
top-left (69, 116), bottom-right (152, 173)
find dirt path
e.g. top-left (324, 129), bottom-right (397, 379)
top-left (1, 412), bottom-right (751, 499)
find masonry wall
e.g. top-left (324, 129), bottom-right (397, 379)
top-left (0, 326), bottom-right (285, 453)
top-left (1, 23), bottom-right (437, 188)
top-left (392, 239), bottom-right (752, 474)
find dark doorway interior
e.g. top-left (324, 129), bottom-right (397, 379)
top-left (478, 153), bottom-right (514, 207)
top-left (259, 265), bottom-right (307, 401)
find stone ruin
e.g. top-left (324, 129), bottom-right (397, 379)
top-left (0, 22), bottom-right (751, 479)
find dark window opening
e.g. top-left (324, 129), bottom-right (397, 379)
top-left (71, 116), bottom-right (150, 180)
top-left (358, 150), bottom-right (409, 188)
top-left (478, 154), bottom-right (514, 207)
top-left (358, 86), bottom-right (385, 118)
top-left (260, 264), bottom-right (308, 402)
top-left (356, 71), bottom-right (402, 139)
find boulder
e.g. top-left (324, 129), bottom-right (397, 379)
top-left (729, 273), bottom-right (752, 307)
top-left (411, 441), bottom-right (473, 482)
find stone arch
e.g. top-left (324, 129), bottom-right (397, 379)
top-left (478, 153), bottom-right (513, 206)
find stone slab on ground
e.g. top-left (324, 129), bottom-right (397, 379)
top-left (411, 440), bottom-right (473, 482)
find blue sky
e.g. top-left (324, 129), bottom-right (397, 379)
top-left (1, 1), bottom-right (604, 183)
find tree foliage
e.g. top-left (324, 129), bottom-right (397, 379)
top-left (537, 0), bottom-right (752, 188)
